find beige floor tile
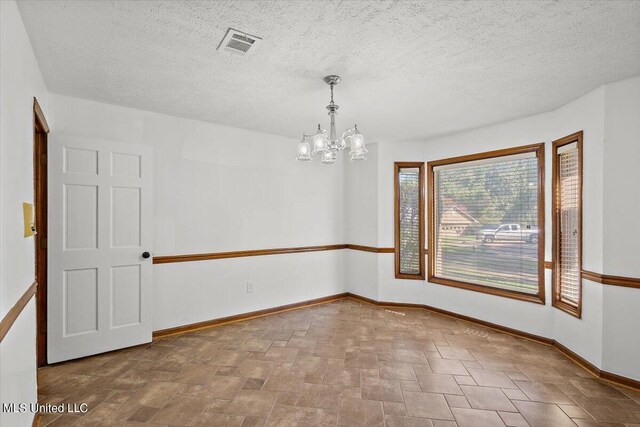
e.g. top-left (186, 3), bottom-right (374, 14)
top-left (148, 395), bottom-right (209, 426)
top-left (361, 377), bottom-right (403, 402)
top-left (429, 358), bottom-right (469, 375)
top-left (385, 415), bottom-right (435, 426)
top-left (338, 397), bottom-right (384, 426)
top-left (461, 385), bottom-right (517, 412)
top-left (127, 406), bottom-right (158, 423)
top-left (452, 407), bottom-right (506, 427)
top-left (498, 411), bottom-right (529, 426)
top-left (445, 393), bottom-right (471, 408)
top-left (512, 400), bottom-right (575, 427)
top-left (467, 368), bottom-right (518, 389)
top-left (263, 346), bottom-right (299, 362)
top-left (383, 400), bottom-right (407, 415)
top-left (224, 390), bottom-right (278, 418)
top-left (515, 380), bottom-right (574, 404)
top-left (403, 391), bottom-right (454, 420)
top-left (127, 381), bottom-right (186, 408)
top-left (205, 375), bottom-right (247, 399)
top-left (417, 373), bottom-right (464, 395)
top-left (380, 362), bottom-right (418, 381)
top-left (323, 367), bottom-right (361, 387)
top-left (295, 383), bottom-right (342, 409)
top-left (437, 346), bottom-right (476, 361)
top-left (193, 411), bottom-right (245, 427)
top-left (265, 404), bottom-right (318, 426)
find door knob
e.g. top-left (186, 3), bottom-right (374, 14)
top-left (142, 251), bottom-right (151, 259)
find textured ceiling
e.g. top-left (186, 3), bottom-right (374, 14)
top-left (17, 1), bottom-right (640, 142)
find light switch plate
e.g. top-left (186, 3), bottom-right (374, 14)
top-left (23, 202), bottom-right (35, 237)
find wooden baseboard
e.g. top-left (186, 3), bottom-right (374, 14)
top-left (600, 370), bottom-right (640, 390)
top-left (552, 340), bottom-right (600, 374)
top-left (347, 292), bottom-right (552, 345)
top-left (423, 302), bottom-right (553, 345)
top-left (346, 292), bottom-right (640, 390)
top-left (348, 293), bottom-right (425, 309)
top-left (347, 293), bottom-right (380, 305)
top-left (552, 341), bottom-right (640, 390)
top-left (152, 292), bottom-right (348, 338)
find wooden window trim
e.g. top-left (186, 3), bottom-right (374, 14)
top-left (427, 143), bottom-right (546, 304)
top-left (394, 162), bottom-right (425, 280)
top-left (552, 131), bottom-right (583, 318)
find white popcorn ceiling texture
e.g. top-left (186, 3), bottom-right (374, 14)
top-left (17, 0), bottom-right (640, 141)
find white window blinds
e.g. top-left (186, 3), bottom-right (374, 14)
top-left (557, 143), bottom-right (580, 305)
top-left (395, 163), bottom-right (424, 279)
top-left (399, 168), bottom-right (420, 274)
top-left (433, 152), bottom-right (541, 294)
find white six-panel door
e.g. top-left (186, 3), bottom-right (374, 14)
top-left (48, 134), bottom-right (152, 363)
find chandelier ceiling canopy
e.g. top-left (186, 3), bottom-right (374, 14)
top-left (297, 75), bottom-right (366, 164)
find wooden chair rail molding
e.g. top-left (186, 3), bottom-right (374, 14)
top-left (153, 244), bottom-right (424, 263)
top-left (154, 245), bottom-right (555, 264)
top-left (153, 244), bottom-right (348, 264)
top-left (152, 244), bottom-right (399, 263)
top-left (345, 244), bottom-right (395, 253)
top-left (153, 245), bottom-right (640, 289)
top-left (581, 270), bottom-right (640, 288)
top-left (0, 282), bottom-right (37, 343)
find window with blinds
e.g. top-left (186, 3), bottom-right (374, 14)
top-left (395, 162), bottom-right (425, 279)
top-left (552, 132), bottom-right (583, 317)
top-left (427, 144), bottom-right (545, 302)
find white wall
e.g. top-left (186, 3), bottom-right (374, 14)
top-left (48, 94), bottom-right (346, 330)
top-left (345, 78), bottom-right (640, 380)
top-left (550, 86), bottom-right (606, 368)
top-left (602, 77), bottom-right (640, 277)
top-left (601, 77), bottom-right (640, 378)
top-left (344, 143), bottom-right (379, 300)
top-left (0, 1), bottom-right (50, 426)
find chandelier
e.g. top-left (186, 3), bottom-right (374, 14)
top-left (297, 75), bottom-right (367, 164)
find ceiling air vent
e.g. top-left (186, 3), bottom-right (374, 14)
top-left (217, 28), bottom-right (262, 56)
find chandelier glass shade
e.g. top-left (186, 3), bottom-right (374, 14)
top-left (297, 75), bottom-right (366, 164)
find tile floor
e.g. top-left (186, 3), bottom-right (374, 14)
top-left (37, 299), bottom-right (640, 426)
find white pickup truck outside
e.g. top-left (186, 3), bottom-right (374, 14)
top-left (477, 224), bottom-right (538, 243)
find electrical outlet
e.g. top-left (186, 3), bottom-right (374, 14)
top-left (246, 282), bottom-right (254, 293)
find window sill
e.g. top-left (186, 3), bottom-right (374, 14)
top-left (396, 273), bottom-right (425, 280)
top-left (552, 299), bottom-right (582, 318)
top-left (428, 275), bottom-right (545, 304)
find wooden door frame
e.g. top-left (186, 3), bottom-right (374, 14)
top-left (34, 97), bottom-right (49, 367)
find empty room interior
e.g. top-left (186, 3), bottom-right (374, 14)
top-left (2, 1), bottom-right (640, 426)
